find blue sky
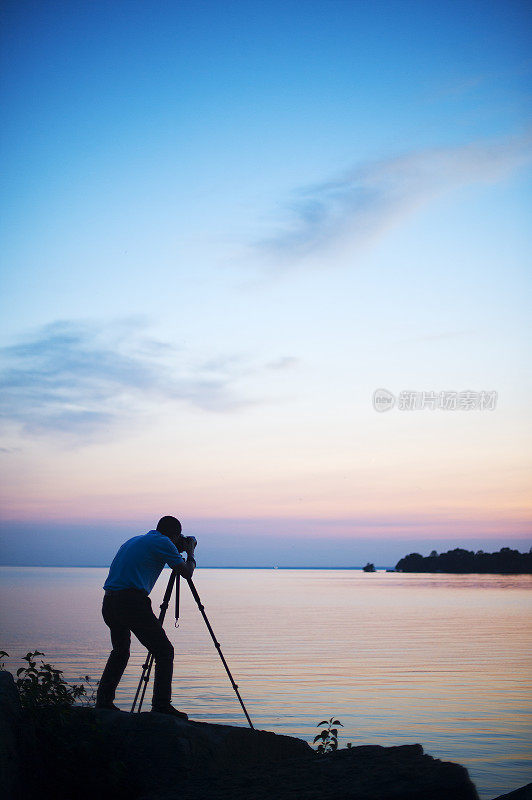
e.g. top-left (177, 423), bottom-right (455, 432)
top-left (0, 0), bottom-right (531, 566)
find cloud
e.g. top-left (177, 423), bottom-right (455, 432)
top-left (260, 132), bottom-right (532, 262)
top-left (266, 356), bottom-right (300, 370)
top-left (0, 320), bottom-right (252, 441)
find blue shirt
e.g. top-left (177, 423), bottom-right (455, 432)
top-left (103, 530), bottom-right (185, 594)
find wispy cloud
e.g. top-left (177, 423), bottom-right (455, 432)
top-left (266, 356), bottom-right (300, 370)
top-left (0, 320), bottom-right (255, 442)
top-left (260, 132), bottom-right (532, 262)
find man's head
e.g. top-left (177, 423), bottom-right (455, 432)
top-left (156, 516), bottom-right (183, 548)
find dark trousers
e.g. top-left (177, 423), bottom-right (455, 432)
top-left (97, 589), bottom-right (174, 707)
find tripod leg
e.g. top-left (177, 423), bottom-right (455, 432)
top-left (186, 577), bottom-right (254, 729)
top-left (131, 652), bottom-right (152, 713)
top-left (135, 652), bottom-right (155, 711)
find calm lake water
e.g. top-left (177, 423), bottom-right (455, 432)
top-left (0, 566), bottom-right (530, 799)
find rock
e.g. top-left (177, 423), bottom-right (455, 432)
top-left (83, 710), bottom-right (479, 800)
top-left (152, 741), bottom-right (479, 800)
top-left (89, 707), bottom-right (311, 795)
top-left (491, 785), bottom-right (532, 800)
top-left (0, 671), bottom-right (24, 800)
top-left (0, 684), bottom-right (480, 800)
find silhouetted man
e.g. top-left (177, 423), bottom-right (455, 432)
top-left (96, 516), bottom-right (196, 718)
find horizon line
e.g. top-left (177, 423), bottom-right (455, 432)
top-left (0, 564), bottom-right (393, 570)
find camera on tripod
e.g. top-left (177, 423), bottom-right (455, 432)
top-left (176, 534), bottom-right (197, 553)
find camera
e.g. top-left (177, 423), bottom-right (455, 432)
top-left (177, 534), bottom-right (197, 553)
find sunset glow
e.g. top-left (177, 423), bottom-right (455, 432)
top-left (1, 1), bottom-right (530, 565)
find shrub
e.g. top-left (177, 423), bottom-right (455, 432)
top-left (4, 650), bottom-right (94, 709)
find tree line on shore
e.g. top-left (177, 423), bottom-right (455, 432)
top-left (395, 547), bottom-right (532, 574)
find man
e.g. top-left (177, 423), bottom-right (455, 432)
top-left (96, 515), bottom-right (196, 718)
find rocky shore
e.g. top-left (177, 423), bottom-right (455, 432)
top-left (1, 670), bottom-right (529, 800)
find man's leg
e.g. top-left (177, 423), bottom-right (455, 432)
top-left (97, 594), bottom-right (131, 705)
top-left (127, 595), bottom-right (175, 709)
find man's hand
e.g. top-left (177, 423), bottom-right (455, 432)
top-left (179, 536), bottom-right (197, 579)
top-left (185, 536), bottom-right (197, 556)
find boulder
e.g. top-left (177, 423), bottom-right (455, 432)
top-left (91, 707), bottom-right (311, 795)
top-left (153, 742), bottom-right (479, 800)
top-left (88, 709), bottom-right (479, 800)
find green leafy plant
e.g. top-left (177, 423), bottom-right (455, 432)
top-left (314, 717), bottom-right (344, 753)
top-left (3, 650), bottom-right (95, 709)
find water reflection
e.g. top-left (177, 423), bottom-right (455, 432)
top-left (0, 567), bottom-right (530, 799)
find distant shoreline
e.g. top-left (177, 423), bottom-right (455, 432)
top-left (0, 564), bottom-right (391, 570)
top-left (396, 547), bottom-right (532, 575)
top-left (1, 564), bottom-right (531, 574)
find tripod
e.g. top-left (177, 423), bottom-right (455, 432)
top-left (130, 570), bottom-right (254, 729)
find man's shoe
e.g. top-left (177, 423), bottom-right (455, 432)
top-left (151, 704), bottom-right (188, 720)
top-left (95, 701), bottom-right (122, 711)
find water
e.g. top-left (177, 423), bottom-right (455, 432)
top-left (0, 567), bottom-right (530, 799)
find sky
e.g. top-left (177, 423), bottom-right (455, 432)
top-left (0, 0), bottom-right (531, 566)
